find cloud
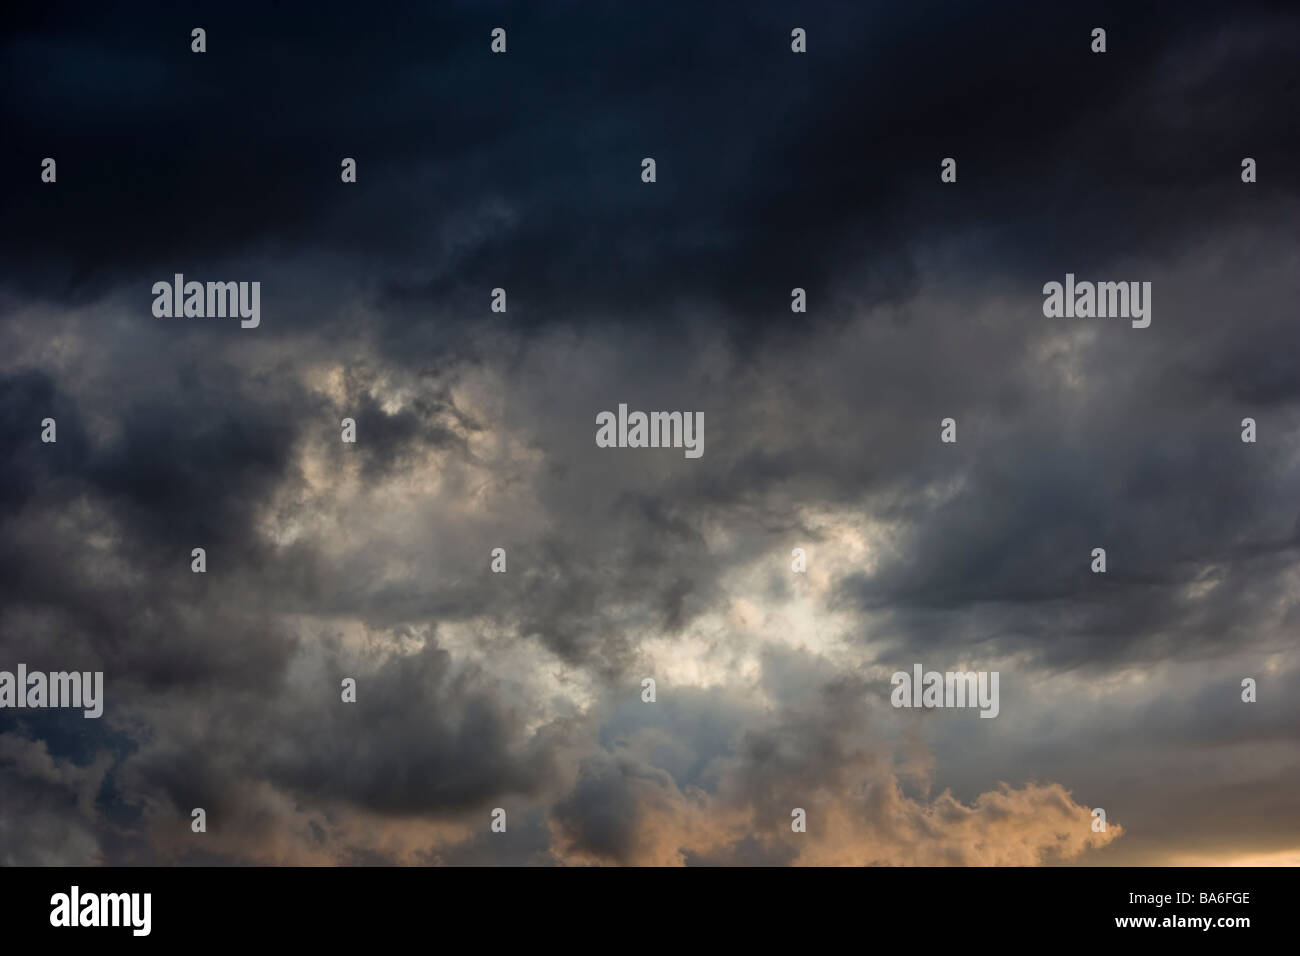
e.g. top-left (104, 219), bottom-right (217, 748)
top-left (1, 0), bottom-right (1297, 866)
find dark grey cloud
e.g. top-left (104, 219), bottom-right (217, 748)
top-left (0, 0), bottom-right (1297, 866)
top-left (3, 1), bottom-right (1297, 335)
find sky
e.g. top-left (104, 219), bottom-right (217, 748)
top-left (1, 0), bottom-right (1298, 866)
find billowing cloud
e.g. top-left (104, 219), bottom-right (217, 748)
top-left (1, 0), bottom-right (1297, 866)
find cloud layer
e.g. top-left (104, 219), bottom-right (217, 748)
top-left (1, 0), bottom-right (1298, 865)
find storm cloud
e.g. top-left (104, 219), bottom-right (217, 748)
top-left (1, 0), bottom-right (1298, 865)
